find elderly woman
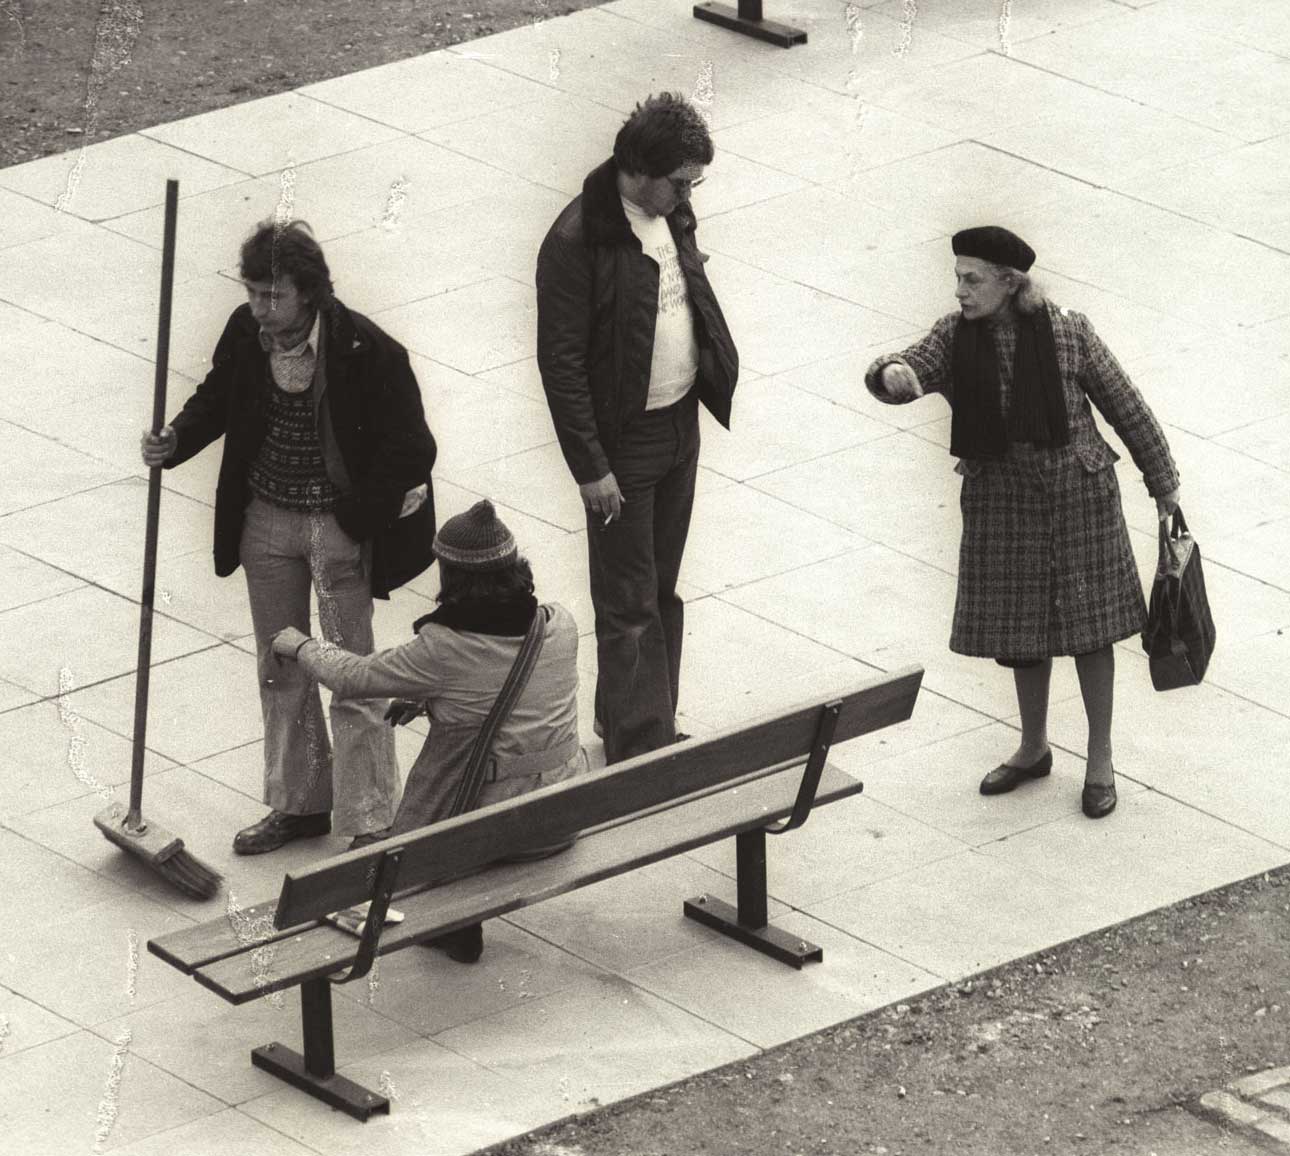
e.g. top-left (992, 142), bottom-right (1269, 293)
top-left (865, 227), bottom-right (1180, 819)
top-left (271, 499), bottom-right (586, 961)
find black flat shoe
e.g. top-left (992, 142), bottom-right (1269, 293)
top-left (1081, 781), bottom-right (1117, 819)
top-left (424, 923), bottom-right (483, 964)
top-left (232, 809), bottom-right (330, 855)
top-left (979, 750), bottom-right (1053, 796)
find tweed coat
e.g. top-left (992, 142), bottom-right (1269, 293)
top-left (866, 301), bottom-right (1179, 660)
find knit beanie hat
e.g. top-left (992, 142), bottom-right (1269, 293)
top-left (432, 499), bottom-right (517, 571)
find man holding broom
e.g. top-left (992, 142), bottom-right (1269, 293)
top-left (140, 219), bottom-right (437, 854)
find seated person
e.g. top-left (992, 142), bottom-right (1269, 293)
top-left (271, 498), bottom-right (586, 962)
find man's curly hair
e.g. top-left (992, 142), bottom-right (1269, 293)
top-left (239, 218), bottom-right (334, 307)
top-left (613, 92), bottom-right (714, 178)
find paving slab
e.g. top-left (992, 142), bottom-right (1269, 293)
top-left (2, 0), bottom-right (1289, 1151)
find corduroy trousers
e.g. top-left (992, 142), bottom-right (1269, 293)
top-left (239, 497), bottom-right (400, 835)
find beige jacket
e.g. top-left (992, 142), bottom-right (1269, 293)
top-left (296, 603), bottom-right (585, 834)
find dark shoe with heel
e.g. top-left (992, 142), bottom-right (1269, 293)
top-left (979, 750), bottom-right (1053, 796)
top-left (233, 809), bottom-right (331, 855)
top-left (424, 923), bottom-right (483, 964)
top-left (1081, 781), bottom-right (1117, 819)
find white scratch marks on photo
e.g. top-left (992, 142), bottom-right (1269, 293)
top-left (691, 60), bottom-right (716, 125)
top-left (126, 928), bottom-right (140, 1003)
top-left (57, 667), bottom-right (114, 801)
top-left (225, 891), bottom-right (285, 1009)
top-left (92, 1029), bottom-right (132, 1152)
top-left (2, 0), bottom-right (27, 50)
top-left (378, 1070), bottom-right (399, 1101)
top-left (893, 0), bottom-right (918, 57)
top-left (382, 176), bottom-right (412, 230)
top-left (843, 5), bottom-right (869, 185)
top-left (0, 1013), bottom-right (10, 1052)
top-left (271, 163), bottom-right (298, 308)
top-left (366, 953), bottom-right (381, 1002)
top-left (548, 47), bottom-right (562, 82)
top-left (998, 0), bottom-right (1014, 56)
top-left (55, 0), bottom-right (144, 212)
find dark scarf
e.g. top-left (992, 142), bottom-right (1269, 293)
top-left (950, 306), bottom-right (1068, 460)
top-left (413, 595), bottom-right (538, 638)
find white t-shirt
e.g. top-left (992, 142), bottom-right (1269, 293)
top-left (622, 196), bottom-right (699, 410)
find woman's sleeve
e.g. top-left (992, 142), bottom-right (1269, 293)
top-left (1075, 312), bottom-right (1180, 497)
top-left (295, 634), bottom-right (443, 701)
top-left (864, 314), bottom-right (957, 405)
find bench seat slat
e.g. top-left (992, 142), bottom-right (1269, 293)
top-left (149, 900), bottom-right (287, 975)
top-left (190, 761), bottom-right (861, 1004)
top-left (273, 667), bottom-right (920, 929)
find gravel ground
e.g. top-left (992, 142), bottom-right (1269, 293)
top-left (0, 0), bottom-right (604, 168)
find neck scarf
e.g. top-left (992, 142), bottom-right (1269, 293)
top-left (413, 595), bottom-right (539, 638)
top-left (950, 305), bottom-right (1068, 460)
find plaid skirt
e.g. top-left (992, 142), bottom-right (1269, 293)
top-left (951, 444), bottom-right (1146, 661)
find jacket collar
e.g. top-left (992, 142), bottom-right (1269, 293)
top-left (580, 157), bottom-right (697, 247)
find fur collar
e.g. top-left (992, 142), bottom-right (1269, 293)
top-left (580, 157), bottom-right (698, 247)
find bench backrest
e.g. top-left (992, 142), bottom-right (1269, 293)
top-left (272, 665), bottom-right (923, 928)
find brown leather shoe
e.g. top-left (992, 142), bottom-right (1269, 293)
top-left (424, 923), bottom-right (483, 964)
top-left (979, 750), bottom-right (1053, 795)
top-left (1081, 781), bottom-right (1117, 819)
top-left (232, 809), bottom-right (330, 855)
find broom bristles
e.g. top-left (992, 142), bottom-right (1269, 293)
top-left (158, 847), bottom-right (223, 900)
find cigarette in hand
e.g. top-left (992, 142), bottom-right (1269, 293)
top-left (603, 512), bottom-right (614, 526)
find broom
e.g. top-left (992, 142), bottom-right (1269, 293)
top-left (94, 179), bottom-right (222, 900)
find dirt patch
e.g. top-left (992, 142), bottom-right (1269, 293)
top-left (0, 0), bottom-right (605, 168)
top-left (487, 866), bottom-right (1290, 1155)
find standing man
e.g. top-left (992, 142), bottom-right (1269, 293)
top-left (536, 92), bottom-right (739, 764)
top-left (140, 219), bottom-right (437, 853)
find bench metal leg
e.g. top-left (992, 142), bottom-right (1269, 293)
top-left (251, 979), bottom-right (389, 1121)
top-left (693, 1), bottom-right (807, 47)
top-left (684, 830), bottom-right (823, 969)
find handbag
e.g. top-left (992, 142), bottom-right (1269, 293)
top-left (1141, 507), bottom-right (1216, 691)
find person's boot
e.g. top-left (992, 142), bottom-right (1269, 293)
top-left (232, 810), bottom-right (330, 855)
top-left (424, 923), bottom-right (484, 963)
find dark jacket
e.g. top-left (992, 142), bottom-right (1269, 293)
top-left (535, 157), bottom-right (739, 484)
top-left (166, 299), bottom-right (437, 598)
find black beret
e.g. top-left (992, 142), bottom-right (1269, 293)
top-left (951, 226), bottom-right (1036, 272)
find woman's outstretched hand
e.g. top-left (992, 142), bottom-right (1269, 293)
top-left (881, 362), bottom-right (924, 401)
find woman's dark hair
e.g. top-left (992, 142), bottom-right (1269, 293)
top-left (436, 555), bottom-right (535, 605)
top-left (613, 92), bottom-right (714, 178)
top-left (239, 218), bottom-right (334, 307)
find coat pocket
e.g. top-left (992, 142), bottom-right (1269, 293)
top-left (1074, 440), bottom-right (1121, 473)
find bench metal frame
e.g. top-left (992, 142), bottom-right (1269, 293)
top-left (693, 0), bottom-right (807, 48)
top-left (682, 699), bottom-right (839, 966)
top-left (251, 846), bottom-right (405, 1120)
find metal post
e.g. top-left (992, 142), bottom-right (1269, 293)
top-left (300, 979), bottom-right (335, 1078)
top-left (693, 0), bottom-right (807, 47)
top-left (735, 829), bottom-right (768, 929)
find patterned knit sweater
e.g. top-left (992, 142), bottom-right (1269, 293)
top-left (246, 375), bottom-right (341, 511)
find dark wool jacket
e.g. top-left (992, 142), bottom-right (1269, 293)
top-left (166, 299), bottom-right (437, 598)
top-left (535, 157), bottom-right (739, 484)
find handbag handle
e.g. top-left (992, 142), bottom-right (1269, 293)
top-left (1157, 505), bottom-right (1188, 572)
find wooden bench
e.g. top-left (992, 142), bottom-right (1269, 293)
top-left (149, 665), bottom-right (922, 1121)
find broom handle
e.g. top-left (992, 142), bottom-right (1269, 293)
top-left (128, 179), bottom-right (179, 827)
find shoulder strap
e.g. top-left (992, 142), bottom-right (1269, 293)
top-left (447, 605), bottom-right (550, 817)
